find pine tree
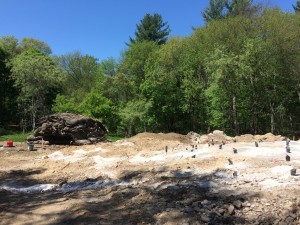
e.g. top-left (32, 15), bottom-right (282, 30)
top-left (202, 0), bottom-right (226, 23)
top-left (129, 13), bottom-right (170, 45)
top-left (293, 1), bottom-right (300, 13)
top-left (226, 0), bottom-right (261, 17)
top-left (202, 0), bottom-right (261, 23)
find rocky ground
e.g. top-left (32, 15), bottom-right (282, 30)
top-left (0, 131), bottom-right (300, 225)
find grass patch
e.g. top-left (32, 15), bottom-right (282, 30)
top-left (0, 132), bottom-right (123, 143)
top-left (106, 135), bottom-right (123, 142)
top-left (0, 131), bottom-right (32, 142)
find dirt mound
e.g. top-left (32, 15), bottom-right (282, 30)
top-left (208, 130), bottom-right (233, 144)
top-left (236, 133), bottom-right (286, 142)
top-left (126, 132), bottom-right (191, 150)
top-left (129, 132), bottom-right (190, 143)
top-left (189, 131), bottom-right (286, 144)
top-left (186, 131), bottom-right (201, 141)
top-left (191, 130), bottom-right (233, 144)
top-left (128, 131), bottom-right (285, 146)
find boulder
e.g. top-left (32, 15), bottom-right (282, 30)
top-left (27, 112), bottom-right (108, 145)
top-left (228, 205), bottom-right (235, 215)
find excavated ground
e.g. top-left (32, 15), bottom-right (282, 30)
top-left (0, 132), bottom-right (300, 225)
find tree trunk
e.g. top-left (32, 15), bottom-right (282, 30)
top-left (32, 113), bottom-right (36, 131)
top-left (270, 102), bottom-right (275, 134)
top-left (192, 110), bottom-right (197, 132)
top-left (31, 96), bottom-right (37, 131)
top-left (250, 75), bottom-right (257, 134)
top-left (289, 114), bottom-right (294, 139)
top-left (128, 123), bottom-right (133, 137)
top-left (252, 102), bottom-right (257, 134)
top-left (232, 94), bottom-right (239, 136)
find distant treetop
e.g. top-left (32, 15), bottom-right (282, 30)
top-left (128, 13), bottom-right (171, 46)
top-left (293, 0), bottom-right (300, 13)
top-left (202, 0), bottom-right (261, 23)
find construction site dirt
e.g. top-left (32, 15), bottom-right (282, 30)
top-left (1, 131), bottom-right (300, 225)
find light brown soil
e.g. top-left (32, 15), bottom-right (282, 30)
top-left (0, 132), bottom-right (300, 225)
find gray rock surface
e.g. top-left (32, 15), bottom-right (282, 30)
top-left (27, 112), bottom-right (108, 145)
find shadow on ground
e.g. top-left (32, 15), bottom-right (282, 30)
top-left (0, 168), bottom-right (296, 225)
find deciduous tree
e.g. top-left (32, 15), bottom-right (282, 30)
top-left (11, 49), bottom-right (62, 130)
top-left (20, 37), bottom-right (52, 55)
top-left (55, 51), bottom-right (99, 100)
top-left (120, 41), bottom-right (159, 90)
top-left (0, 47), bottom-right (18, 126)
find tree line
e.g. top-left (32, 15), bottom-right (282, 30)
top-left (1, 0), bottom-right (300, 137)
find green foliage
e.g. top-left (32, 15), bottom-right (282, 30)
top-left (129, 13), bottom-right (170, 45)
top-left (198, 15), bottom-right (255, 53)
top-left (20, 37), bottom-right (52, 55)
top-left (0, 36), bottom-right (54, 127)
top-left (0, 36), bottom-right (52, 57)
top-left (105, 135), bottom-right (123, 142)
top-left (55, 51), bottom-right (99, 100)
top-left (52, 90), bottom-right (119, 132)
top-left (53, 90), bottom-right (119, 133)
top-left (225, 0), bottom-right (261, 17)
top-left (202, 0), bottom-right (261, 23)
top-left (52, 94), bottom-right (79, 113)
top-left (0, 131), bottom-right (32, 142)
top-left (79, 89), bottom-right (117, 125)
top-left (0, 36), bottom-right (20, 58)
top-left (2, 4), bottom-right (300, 138)
top-left (99, 57), bottom-right (118, 77)
top-left (11, 49), bottom-right (61, 97)
top-left (141, 38), bottom-right (188, 132)
top-left (205, 47), bottom-right (237, 131)
top-left (120, 41), bottom-right (159, 89)
top-left (79, 89), bottom-right (119, 133)
top-left (0, 47), bottom-right (16, 126)
top-left (10, 49), bottom-right (62, 130)
top-left (202, 0), bottom-right (227, 22)
top-left (119, 99), bottom-right (154, 136)
top-left (100, 73), bottom-right (135, 105)
top-left (179, 36), bottom-right (209, 132)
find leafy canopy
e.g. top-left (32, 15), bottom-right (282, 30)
top-left (55, 51), bottom-right (99, 99)
top-left (10, 49), bottom-right (62, 130)
top-left (20, 37), bottom-right (52, 55)
top-left (120, 41), bottom-right (159, 95)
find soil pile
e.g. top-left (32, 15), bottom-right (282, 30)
top-left (235, 133), bottom-right (286, 143)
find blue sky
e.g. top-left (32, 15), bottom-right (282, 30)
top-left (0, 0), bottom-right (296, 61)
